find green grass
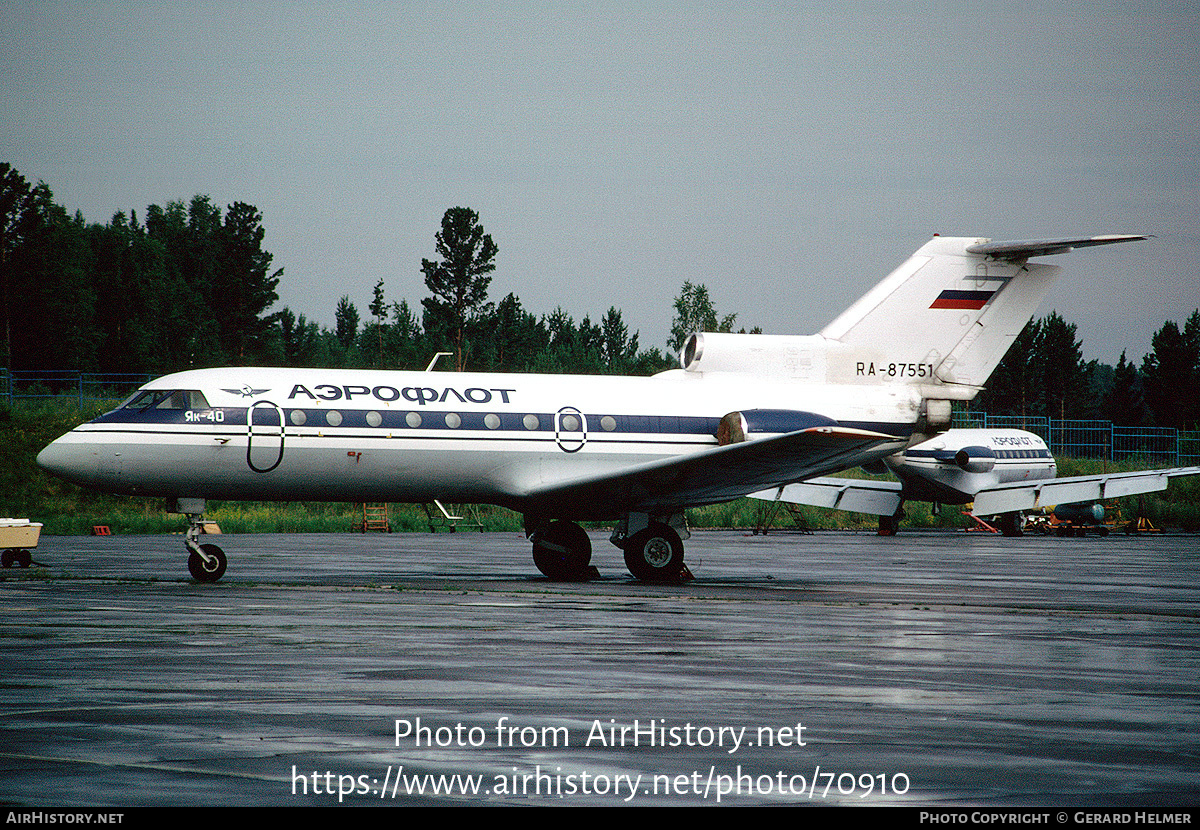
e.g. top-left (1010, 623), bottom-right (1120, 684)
top-left (4, 401), bottom-right (1197, 535)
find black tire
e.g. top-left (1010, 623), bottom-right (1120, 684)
top-left (188, 543), bottom-right (227, 583)
top-left (878, 515), bottom-right (899, 536)
top-left (1, 549), bottom-right (14, 568)
top-left (532, 521), bottom-right (592, 581)
top-left (17, 550), bottom-right (31, 568)
top-left (623, 523), bottom-right (684, 582)
top-left (999, 512), bottom-right (1023, 537)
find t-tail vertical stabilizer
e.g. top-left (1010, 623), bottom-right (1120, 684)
top-left (819, 234), bottom-right (1146, 398)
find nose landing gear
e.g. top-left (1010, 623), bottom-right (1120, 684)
top-left (187, 540), bottom-right (227, 582)
top-left (173, 499), bottom-right (227, 583)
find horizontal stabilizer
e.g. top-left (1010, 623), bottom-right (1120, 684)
top-left (965, 235), bottom-right (1148, 261)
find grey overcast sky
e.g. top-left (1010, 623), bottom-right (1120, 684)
top-left (2, 1), bottom-right (1197, 365)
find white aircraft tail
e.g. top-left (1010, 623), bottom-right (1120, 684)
top-left (676, 234), bottom-right (1144, 414)
top-left (819, 234), bottom-right (1146, 393)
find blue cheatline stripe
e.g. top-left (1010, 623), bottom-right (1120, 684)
top-left (91, 406), bottom-right (912, 439)
top-left (905, 449), bottom-right (1052, 460)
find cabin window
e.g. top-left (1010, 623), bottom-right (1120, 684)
top-left (366, 411), bottom-right (383, 427)
top-left (325, 410), bottom-right (343, 427)
top-left (290, 409), bottom-right (307, 426)
top-left (406, 412), bottom-right (422, 428)
top-left (445, 413), bottom-right (461, 428)
top-left (484, 414), bottom-right (501, 429)
top-left (600, 416), bottom-right (617, 432)
top-left (523, 414), bottom-right (539, 431)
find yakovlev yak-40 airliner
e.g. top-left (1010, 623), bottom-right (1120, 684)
top-left (37, 234), bottom-right (1146, 583)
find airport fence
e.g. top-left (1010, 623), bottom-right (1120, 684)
top-left (0, 370), bottom-right (151, 409)
top-left (952, 411), bottom-right (1199, 466)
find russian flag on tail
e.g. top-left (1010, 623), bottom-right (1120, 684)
top-left (929, 289), bottom-right (996, 310)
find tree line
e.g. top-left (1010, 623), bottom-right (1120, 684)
top-left (2, 164), bottom-right (280, 376)
top-left (975, 309), bottom-right (1200, 430)
top-left (0, 166), bottom-right (684, 379)
top-left (2, 163), bottom-right (1194, 428)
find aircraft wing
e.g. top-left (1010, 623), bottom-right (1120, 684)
top-left (748, 478), bottom-right (903, 516)
top-left (969, 466), bottom-right (1200, 516)
top-left (522, 427), bottom-right (905, 519)
top-left (746, 465), bottom-right (1200, 519)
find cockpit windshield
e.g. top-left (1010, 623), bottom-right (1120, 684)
top-left (120, 389), bottom-right (211, 411)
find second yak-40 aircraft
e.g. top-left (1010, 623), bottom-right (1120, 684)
top-left (38, 234), bottom-right (1155, 583)
top-left (749, 427), bottom-right (1200, 536)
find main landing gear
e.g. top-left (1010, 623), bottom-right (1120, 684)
top-left (525, 514), bottom-right (691, 583)
top-left (998, 511), bottom-right (1023, 537)
top-left (530, 520), bottom-right (594, 581)
top-left (620, 522), bottom-right (685, 582)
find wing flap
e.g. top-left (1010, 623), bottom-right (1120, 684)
top-left (523, 427), bottom-right (905, 519)
top-left (749, 478), bottom-right (903, 516)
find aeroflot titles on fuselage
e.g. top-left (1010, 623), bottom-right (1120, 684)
top-left (989, 435), bottom-right (1042, 447)
top-left (286, 384), bottom-right (518, 406)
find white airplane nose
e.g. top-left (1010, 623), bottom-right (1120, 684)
top-left (36, 438), bottom-right (89, 486)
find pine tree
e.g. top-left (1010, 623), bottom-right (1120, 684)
top-left (216, 201), bottom-right (281, 363)
top-left (421, 207), bottom-right (498, 371)
top-left (1104, 351), bottom-right (1149, 426)
top-left (668, 281), bottom-right (737, 353)
top-left (1037, 311), bottom-right (1086, 420)
top-left (1142, 314), bottom-right (1200, 429)
top-left (335, 296), bottom-right (360, 349)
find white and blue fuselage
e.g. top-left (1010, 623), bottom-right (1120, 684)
top-left (37, 365), bottom-right (918, 520)
top-left (35, 234), bottom-right (1146, 581)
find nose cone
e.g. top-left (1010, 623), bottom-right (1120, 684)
top-left (37, 437), bottom-right (89, 487)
